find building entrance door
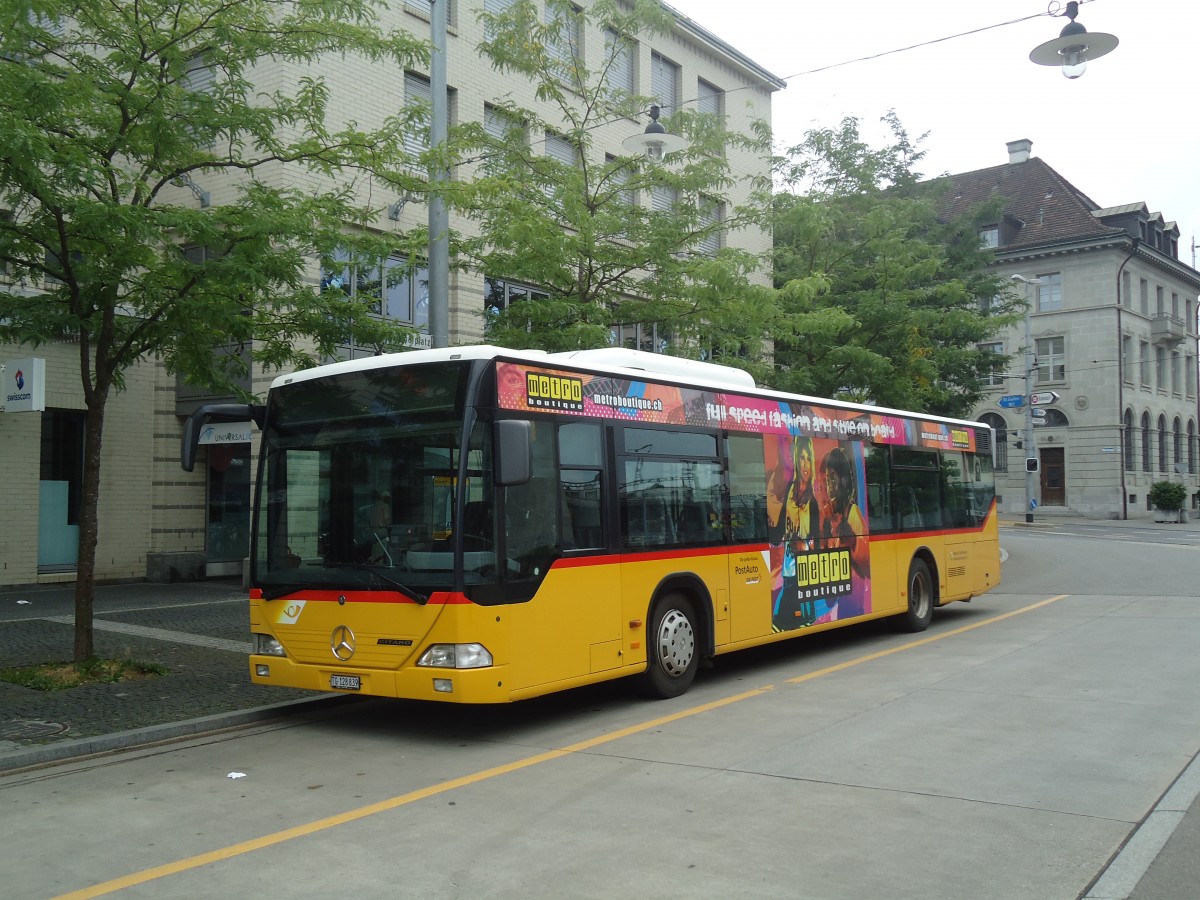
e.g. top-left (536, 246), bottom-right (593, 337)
top-left (1040, 447), bottom-right (1065, 506)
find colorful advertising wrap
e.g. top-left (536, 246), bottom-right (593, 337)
top-left (498, 362), bottom-right (976, 452)
top-left (498, 362), bottom-right (979, 632)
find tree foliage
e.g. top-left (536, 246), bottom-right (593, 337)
top-left (0, 0), bottom-right (428, 659)
top-left (770, 113), bottom-right (1017, 417)
top-left (457, 0), bottom-right (776, 367)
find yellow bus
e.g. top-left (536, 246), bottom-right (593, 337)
top-left (182, 346), bottom-right (1000, 702)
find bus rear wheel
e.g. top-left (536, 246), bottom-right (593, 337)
top-left (895, 558), bottom-right (934, 632)
top-left (639, 593), bottom-right (699, 699)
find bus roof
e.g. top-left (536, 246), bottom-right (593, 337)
top-left (269, 345), bottom-right (990, 431)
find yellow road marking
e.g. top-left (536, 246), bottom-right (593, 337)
top-left (54, 595), bottom-right (1068, 899)
top-left (786, 594), bottom-right (1069, 684)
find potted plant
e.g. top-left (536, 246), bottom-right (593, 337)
top-left (1148, 481), bottom-right (1188, 523)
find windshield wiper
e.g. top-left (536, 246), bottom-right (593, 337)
top-left (336, 564), bottom-right (429, 605)
top-left (260, 584), bottom-right (307, 601)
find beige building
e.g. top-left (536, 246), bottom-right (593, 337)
top-left (0, 1), bottom-right (783, 587)
top-left (947, 140), bottom-right (1200, 519)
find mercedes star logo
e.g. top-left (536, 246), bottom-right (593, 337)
top-left (330, 625), bottom-right (356, 661)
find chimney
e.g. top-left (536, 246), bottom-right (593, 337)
top-left (1007, 139), bottom-right (1033, 164)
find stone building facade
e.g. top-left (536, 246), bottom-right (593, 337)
top-left (948, 140), bottom-right (1200, 519)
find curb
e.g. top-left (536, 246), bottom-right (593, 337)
top-left (0, 693), bottom-right (364, 775)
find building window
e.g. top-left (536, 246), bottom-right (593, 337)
top-left (650, 51), bottom-right (679, 115)
top-left (1140, 341), bottom-right (1151, 387)
top-left (651, 183), bottom-right (678, 212)
top-left (1139, 278), bottom-right (1148, 315)
top-left (1171, 351), bottom-right (1181, 395)
top-left (545, 2), bottom-right (582, 80)
top-left (979, 227), bottom-right (999, 249)
top-left (697, 79), bottom-right (722, 117)
top-left (484, 276), bottom-right (549, 335)
top-left (1042, 408), bottom-right (1069, 427)
top-left (609, 322), bottom-right (667, 353)
top-left (544, 130), bottom-right (578, 165)
top-left (39, 410), bottom-right (86, 569)
top-left (1174, 417), bottom-right (1183, 469)
top-left (980, 413), bottom-right (1008, 472)
top-left (1141, 411), bottom-right (1152, 471)
top-left (1121, 335), bottom-right (1133, 384)
top-left (979, 342), bottom-right (1006, 387)
top-left (321, 252), bottom-right (429, 355)
top-left (604, 28), bottom-right (634, 98)
top-left (403, 72), bottom-right (432, 158)
top-left (1036, 273), bottom-right (1062, 311)
top-left (1155, 285), bottom-right (1165, 316)
top-left (1189, 420), bottom-right (1197, 474)
top-left (483, 0), bottom-right (516, 41)
top-left (484, 104), bottom-right (525, 144)
top-left (696, 198), bottom-right (723, 256)
top-left (1155, 346), bottom-right (1167, 391)
top-left (1121, 270), bottom-right (1131, 308)
top-left (1158, 414), bottom-right (1168, 472)
top-left (605, 154), bottom-right (636, 206)
top-left (1188, 355), bottom-right (1196, 398)
top-left (1123, 409), bottom-right (1134, 471)
top-left (1034, 336), bottom-right (1065, 383)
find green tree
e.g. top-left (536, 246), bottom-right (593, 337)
top-left (770, 113), bottom-right (1017, 416)
top-left (0, 0), bottom-right (428, 660)
top-left (459, 0), bottom-right (776, 370)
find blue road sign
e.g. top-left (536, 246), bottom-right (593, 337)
top-left (999, 394), bottom-right (1025, 408)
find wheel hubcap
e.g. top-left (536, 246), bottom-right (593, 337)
top-left (656, 608), bottom-right (695, 677)
top-left (912, 571), bottom-right (930, 618)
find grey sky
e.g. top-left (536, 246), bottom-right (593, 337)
top-left (668, 0), bottom-right (1200, 264)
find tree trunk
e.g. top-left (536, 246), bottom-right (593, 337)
top-left (73, 388), bottom-right (110, 662)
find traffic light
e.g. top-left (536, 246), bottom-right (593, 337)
top-left (1025, 457), bottom-right (1039, 473)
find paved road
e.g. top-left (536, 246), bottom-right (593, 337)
top-left (2, 514), bottom-right (1199, 899)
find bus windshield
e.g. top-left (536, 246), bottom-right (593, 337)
top-left (253, 362), bottom-right (478, 598)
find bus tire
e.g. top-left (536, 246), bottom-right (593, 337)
top-left (895, 557), bottom-right (934, 632)
top-left (639, 592), bottom-right (699, 699)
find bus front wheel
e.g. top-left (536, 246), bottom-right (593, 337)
top-left (639, 593), bottom-right (699, 699)
top-left (895, 558), bottom-right (934, 632)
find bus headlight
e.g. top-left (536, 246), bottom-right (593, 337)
top-left (416, 643), bottom-right (493, 669)
top-left (253, 633), bottom-right (286, 657)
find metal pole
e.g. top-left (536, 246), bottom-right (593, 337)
top-left (1024, 282), bottom-right (1036, 523)
top-left (428, 0), bottom-right (449, 349)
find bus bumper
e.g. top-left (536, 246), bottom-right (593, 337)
top-left (248, 655), bottom-right (512, 703)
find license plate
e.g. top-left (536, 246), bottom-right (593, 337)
top-left (330, 674), bottom-right (361, 691)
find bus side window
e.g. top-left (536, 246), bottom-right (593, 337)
top-left (865, 446), bottom-right (893, 533)
top-left (727, 433), bottom-right (767, 542)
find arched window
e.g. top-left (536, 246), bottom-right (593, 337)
top-left (979, 413), bottom-right (1008, 472)
top-left (1190, 420), bottom-right (1197, 475)
top-left (1042, 408), bottom-right (1069, 427)
top-left (1141, 412), bottom-right (1152, 471)
top-left (1173, 417), bottom-right (1183, 468)
top-left (1158, 414), bottom-right (1168, 472)
top-left (1123, 409), bottom-right (1135, 471)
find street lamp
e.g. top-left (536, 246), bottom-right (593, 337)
top-left (621, 105), bottom-right (688, 162)
top-left (1012, 274), bottom-right (1042, 523)
top-left (1029, 0), bottom-right (1118, 79)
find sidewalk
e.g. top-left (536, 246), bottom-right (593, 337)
top-left (0, 579), bottom-right (346, 773)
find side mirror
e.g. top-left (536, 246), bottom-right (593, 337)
top-left (495, 419), bottom-right (532, 486)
